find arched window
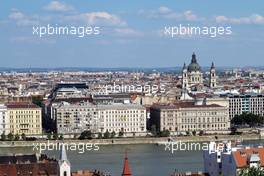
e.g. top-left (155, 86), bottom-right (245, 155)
top-left (64, 171), bottom-right (67, 176)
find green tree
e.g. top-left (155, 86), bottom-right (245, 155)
top-left (21, 133), bottom-right (26, 140)
top-left (160, 130), bottom-right (170, 137)
top-left (111, 131), bottom-right (116, 138)
top-left (53, 133), bottom-right (58, 140)
top-left (1, 132), bottom-right (6, 141)
top-left (104, 130), bottom-right (110, 139)
top-left (97, 132), bottom-right (103, 139)
top-left (14, 134), bottom-right (20, 141)
top-left (231, 113), bottom-right (264, 127)
top-left (79, 130), bottom-right (93, 140)
top-left (7, 133), bottom-right (14, 141)
top-left (59, 134), bottom-right (64, 140)
top-left (47, 133), bottom-right (52, 140)
top-left (192, 130), bottom-right (196, 136)
top-left (151, 125), bottom-right (157, 137)
top-left (238, 166), bottom-right (264, 176)
top-left (118, 131), bottom-right (124, 137)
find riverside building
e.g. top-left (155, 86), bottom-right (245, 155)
top-left (6, 102), bottom-right (42, 135)
top-left (52, 102), bottom-right (147, 136)
top-left (0, 104), bottom-right (9, 135)
top-left (228, 93), bottom-right (264, 119)
top-left (150, 99), bottom-right (230, 135)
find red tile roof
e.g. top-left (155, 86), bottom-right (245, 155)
top-left (233, 147), bottom-right (264, 168)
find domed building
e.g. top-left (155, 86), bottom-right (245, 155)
top-left (182, 52), bottom-right (216, 90)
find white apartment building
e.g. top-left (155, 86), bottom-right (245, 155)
top-left (0, 104), bottom-right (9, 135)
top-left (97, 104), bottom-right (146, 136)
top-left (228, 94), bottom-right (264, 119)
top-left (52, 102), bottom-right (147, 136)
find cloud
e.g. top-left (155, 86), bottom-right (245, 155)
top-left (9, 9), bottom-right (39, 26)
top-left (63, 12), bottom-right (126, 26)
top-left (114, 28), bottom-right (143, 37)
top-left (215, 14), bottom-right (264, 25)
top-left (44, 1), bottom-right (74, 12)
top-left (140, 6), bottom-right (202, 22)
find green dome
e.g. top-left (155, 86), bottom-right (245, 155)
top-left (187, 53), bottom-right (201, 72)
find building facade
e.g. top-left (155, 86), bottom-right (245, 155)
top-left (0, 104), bottom-right (9, 135)
top-left (52, 102), bottom-right (147, 136)
top-left (52, 102), bottom-right (98, 134)
top-left (150, 100), bottom-right (230, 135)
top-left (228, 94), bottom-right (264, 119)
top-left (97, 104), bottom-right (146, 136)
top-left (7, 103), bottom-right (42, 135)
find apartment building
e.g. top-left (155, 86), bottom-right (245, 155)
top-left (0, 104), bottom-right (9, 135)
top-left (52, 102), bottom-right (98, 134)
top-left (150, 99), bottom-right (230, 135)
top-left (97, 104), bottom-right (146, 136)
top-left (7, 102), bottom-right (42, 135)
top-left (228, 94), bottom-right (264, 118)
top-left (52, 102), bottom-right (147, 136)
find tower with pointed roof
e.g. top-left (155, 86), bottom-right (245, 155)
top-left (122, 152), bottom-right (132, 176)
top-left (210, 62), bottom-right (217, 88)
top-left (181, 52), bottom-right (203, 90)
top-left (182, 62), bottom-right (188, 89)
top-left (59, 143), bottom-right (71, 176)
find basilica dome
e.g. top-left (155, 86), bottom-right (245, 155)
top-left (187, 53), bottom-right (201, 72)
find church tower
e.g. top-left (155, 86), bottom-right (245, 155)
top-left (182, 62), bottom-right (188, 89)
top-left (209, 62), bottom-right (216, 88)
top-left (122, 152), bottom-right (132, 176)
top-left (59, 144), bottom-right (71, 176)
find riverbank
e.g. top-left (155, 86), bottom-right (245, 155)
top-left (0, 134), bottom-right (262, 148)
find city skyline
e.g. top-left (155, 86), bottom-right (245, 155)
top-left (0, 0), bottom-right (264, 68)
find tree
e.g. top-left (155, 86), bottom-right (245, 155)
top-left (151, 125), bottom-right (157, 137)
top-left (59, 134), bottom-right (64, 140)
top-left (231, 113), bottom-right (264, 127)
top-left (79, 130), bottom-right (93, 140)
top-left (111, 131), bottom-right (116, 138)
top-left (238, 166), bottom-right (264, 176)
top-left (160, 130), bottom-right (170, 137)
top-left (53, 133), bottom-right (58, 140)
top-left (14, 134), bottom-right (20, 141)
top-left (199, 130), bottom-right (204, 136)
top-left (21, 133), bottom-right (26, 140)
top-left (192, 130), bottom-right (196, 136)
top-left (97, 132), bottom-right (103, 139)
top-left (7, 133), bottom-right (14, 141)
top-left (1, 132), bottom-right (6, 141)
top-left (47, 133), bottom-right (52, 140)
top-left (104, 130), bottom-right (110, 139)
top-left (118, 131), bottom-right (124, 137)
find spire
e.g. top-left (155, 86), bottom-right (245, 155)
top-left (183, 62), bottom-right (186, 70)
top-left (211, 62), bottom-right (215, 69)
top-left (60, 143), bottom-right (68, 161)
top-left (191, 52), bottom-right (197, 63)
top-left (122, 152), bottom-right (132, 176)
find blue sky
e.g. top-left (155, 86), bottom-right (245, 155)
top-left (0, 0), bottom-right (264, 68)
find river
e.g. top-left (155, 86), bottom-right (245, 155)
top-left (0, 140), bottom-right (264, 176)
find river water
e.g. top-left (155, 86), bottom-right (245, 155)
top-left (1, 140), bottom-right (264, 176)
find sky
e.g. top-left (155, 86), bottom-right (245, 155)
top-left (0, 0), bottom-right (264, 68)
